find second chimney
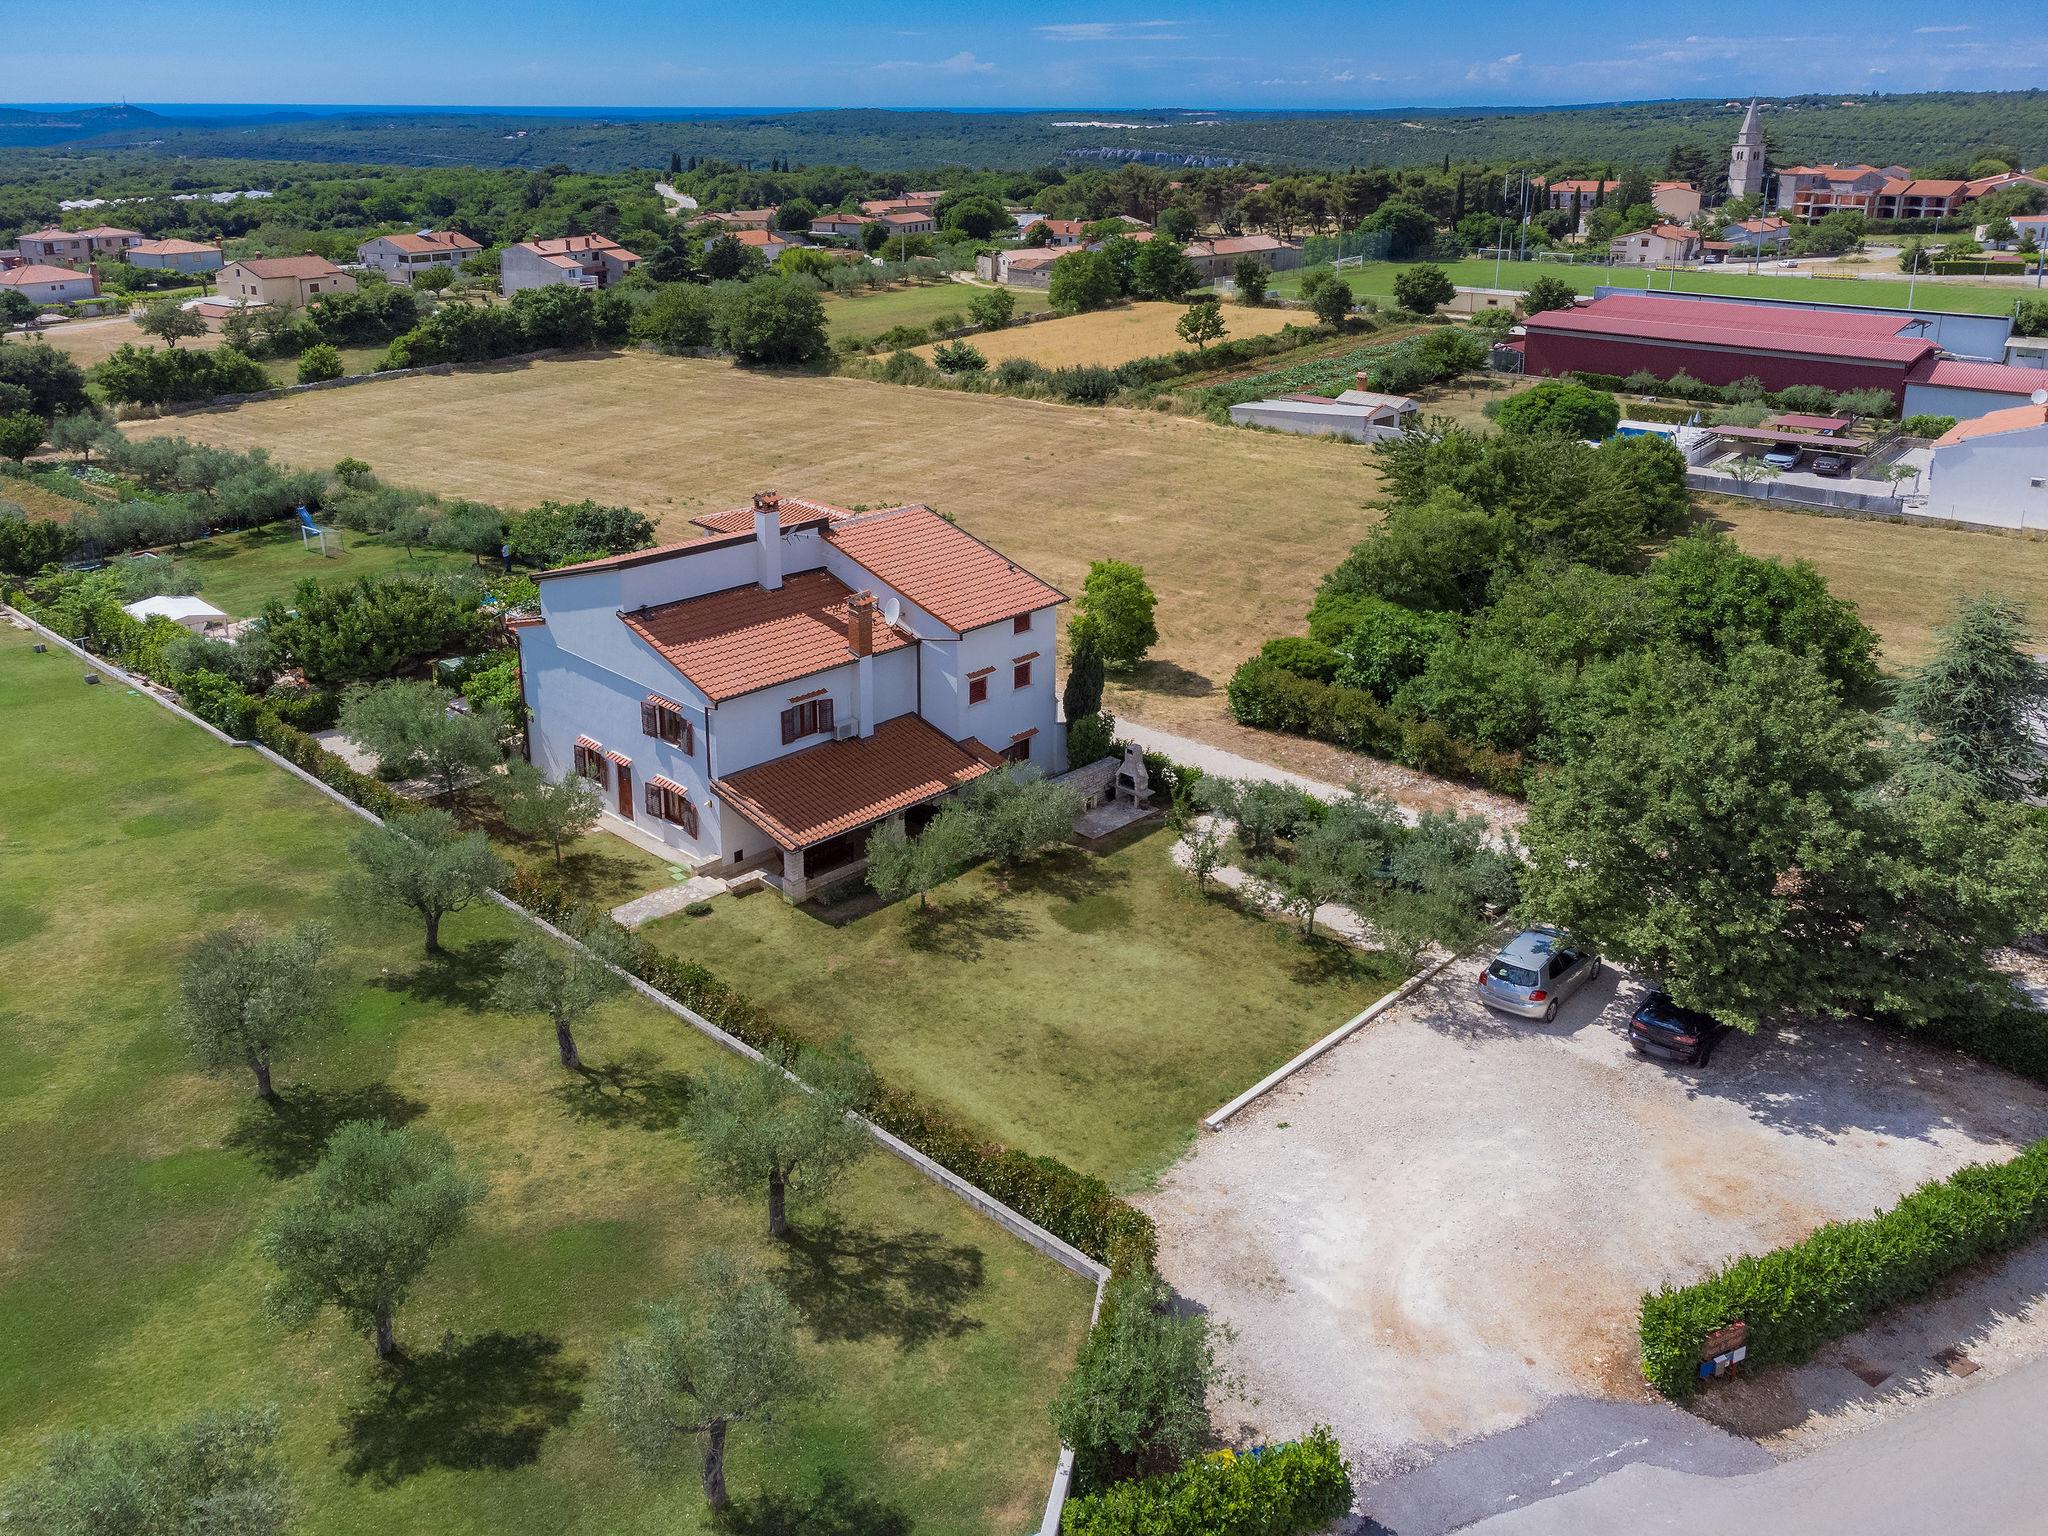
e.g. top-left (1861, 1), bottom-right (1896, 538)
top-left (847, 589), bottom-right (874, 658)
top-left (752, 491), bottom-right (782, 590)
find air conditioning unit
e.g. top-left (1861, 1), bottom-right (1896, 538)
top-left (835, 719), bottom-right (858, 740)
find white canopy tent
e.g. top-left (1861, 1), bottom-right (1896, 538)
top-left (121, 595), bottom-right (229, 632)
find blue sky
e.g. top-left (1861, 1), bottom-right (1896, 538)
top-left (8, 1), bottom-right (2043, 110)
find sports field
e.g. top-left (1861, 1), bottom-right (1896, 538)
top-left (1270, 257), bottom-right (2033, 317)
top-left (125, 353), bottom-right (2048, 742)
top-left (912, 299), bottom-right (1305, 369)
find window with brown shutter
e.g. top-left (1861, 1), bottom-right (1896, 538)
top-left (640, 701), bottom-right (660, 737)
top-left (1013, 661), bottom-right (1032, 690)
top-left (1013, 613), bottom-right (1031, 635)
top-left (573, 742), bottom-right (610, 787)
top-left (1001, 737), bottom-right (1031, 763)
top-left (644, 697), bottom-right (687, 745)
top-left (779, 699), bottom-right (834, 743)
top-left (644, 782), bottom-right (661, 817)
top-left (968, 675), bottom-right (988, 705)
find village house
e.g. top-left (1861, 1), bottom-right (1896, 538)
top-left (974, 248), bottom-right (1061, 288)
top-left (1609, 223), bottom-right (1702, 266)
top-left (732, 228), bottom-right (794, 260)
top-left (1025, 218), bottom-right (1088, 247)
top-left (1965, 171), bottom-right (2048, 202)
top-left (1714, 215), bottom-right (1792, 255)
top-left (809, 212), bottom-right (869, 241)
top-left (356, 229), bottom-right (480, 284)
top-left (695, 208), bottom-right (779, 232)
top-left (875, 210), bottom-right (937, 239)
top-left (126, 238), bottom-right (224, 275)
top-left (860, 194), bottom-right (942, 218)
top-left (0, 263), bottom-right (99, 306)
top-left (1181, 234), bottom-right (1304, 281)
top-left (499, 234), bottom-right (640, 294)
top-left (1772, 165), bottom-right (1969, 223)
top-left (1652, 181), bottom-right (1703, 222)
top-left (217, 255), bottom-right (357, 307)
top-left (514, 493), bottom-right (1066, 901)
top-left (18, 225), bottom-right (143, 268)
top-left (1922, 402), bottom-right (2048, 531)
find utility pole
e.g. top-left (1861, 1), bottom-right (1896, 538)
top-left (1494, 171), bottom-right (1510, 290)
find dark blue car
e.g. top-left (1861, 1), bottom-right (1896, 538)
top-left (1627, 991), bottom-right (1733, 1067)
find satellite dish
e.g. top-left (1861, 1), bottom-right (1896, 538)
top-left (2033, 388), bottom-right (2048, 406)
top-left (881, 595), bottom-right (902, 627)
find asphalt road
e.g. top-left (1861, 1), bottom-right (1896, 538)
top-left (1452, 1355), bottom-right (2048, 1536)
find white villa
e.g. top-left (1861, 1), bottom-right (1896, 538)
top-left (514, 493), bottom-right (1067, 899)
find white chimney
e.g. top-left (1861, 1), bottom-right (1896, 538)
top-left (849, 590), bottom-right (878, 737)
top-left (752, 491), bottom-right (782, 591)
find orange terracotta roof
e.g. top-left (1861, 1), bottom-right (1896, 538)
top-left (732, 229), bottom-right (788, 246)
top-left (129, 238), bottom-right (221, 255)
top-left (688, 495), bottom-right (865, 534)
top-left (230, 255), bottom-right (344, 279)
top-left (714, 715), bottom-right (1002, 849)
top-left (1932, 403), bottom-right (2048, 446)
top-left (372, 230), bottom-right (480, 254)
top-left (622, 568), bottom-right (910, 701)
top-left (825, 505), bottom-right (1065, 633)
top-left (0, 264), bottom-right (93, 285)
top-left (518, 235), bottom-right (640, 261)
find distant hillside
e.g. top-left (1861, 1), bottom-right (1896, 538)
top-left (21, 92), bottom-right (2046, 174)
top-left (0, 105), bottom-right (171, 149)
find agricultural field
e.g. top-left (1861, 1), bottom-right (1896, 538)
top-left (1270, 257), bottom-right (2033, 317)
top-left (122, 352), bottom-right (2048, 747)
top-left (0, 622), bottom-right (1091, 1536)
top-left (914, 299), bottom-right (1304, 369)
top-left (646, 829), bottom-right (1400, 1190)
top-left (822, 281), bottom-right (1049, 344)
top-left (32, 317), bottom-right (384, 388)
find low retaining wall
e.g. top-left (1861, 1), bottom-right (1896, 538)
top-left (1690, 470), bottom-right (2048, 535)
top-left (5, 602), bottom-right (1105, 1536)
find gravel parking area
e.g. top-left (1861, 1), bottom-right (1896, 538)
top-left (1142, 966), bottom-right (2048, 1485)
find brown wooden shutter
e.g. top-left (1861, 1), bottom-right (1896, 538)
top-left (640, 700), bottom-right (659, 737)
top-left (682, 718), bottom-right (695, 756)
top-left (818, 697), bottom-right (835, 734)
top-left (644, 782), bottom-right (660, 817)
top-left (781, 707), bottom-right (797, 744)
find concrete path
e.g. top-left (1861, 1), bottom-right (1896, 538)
top-left (611, 874), bottom-right (727, 929)
top-left (1460, 1354), bottom-right (2048, 1536)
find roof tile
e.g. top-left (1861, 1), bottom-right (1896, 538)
top-left (622, 568), bottom-right (909, 701)
top-left (714, 715), bottom-right (1002, 849)
top-left (824, 506), bottom-right (1065, 633)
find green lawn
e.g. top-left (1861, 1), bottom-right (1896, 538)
top-left (1270, 256), bottom-right (2033, 317)
top-left (172, 523), bottom-right (475, 617)
top-left (645, 832), bottom-right (1401, 1191)
top-left (0, 625), bottom-right (1089, 1535)
top-left (822, 283), bottom-right (1051, 343)
top-left (261, 344), bottom-right (391, 389)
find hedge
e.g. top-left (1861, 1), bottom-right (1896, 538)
top-left (1639, 1139), bottom-right (2048, 1399)
top-left (1061, 1428), bottom-right (1353, 1536)
top-left (1914, 998), bottom-right (2048, 1091)
top-left (1225, 656), bottom-right (1526, 795)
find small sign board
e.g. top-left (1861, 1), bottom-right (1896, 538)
top-left (1698, 1319), bottom-right (1750, 1381)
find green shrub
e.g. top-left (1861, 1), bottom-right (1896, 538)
top-left (296, 344), bottom-right (344, 385)
top-left (177, 670), bottom-right (262, 737)
top-left (994, 356), bottom-right (1048, 389)
top-left (1640, 1139), bottom-right (2048, 1399)
top-left (1901, 414), bottom-right (1958, 438)
top-left (932, 340), bottom-right (988, 375)
top-left (1061, 1427), bottom-right (1354, 1536)
top-left (881, 349), bottom-right (936, 385)
top-left (1256, 635), bottom-right (1342, 683)
top-left (1066, 711), bottom-right (1115, 767)
top-left (875, 323), bottom-right (932, 350)
top-left (1050, 365), bottom-right (1123, 405)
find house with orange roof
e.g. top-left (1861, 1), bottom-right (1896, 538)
top-left (514, 492), bottom-right (1067, 898)
top-left (1923, 402), bottom-right (2048, 531)
top-left (1607, 223), bottom-right (1702, 266)
top-left (19, 225), bottom-right (142, 268)
top-left (500, 234), bottom-right (639, 295)
top-left (126, 237), bottom-right (224, 275)
top-left (0, 263), bottom-right (101, 306)
top-left (356, 229), bottom-right (480, 284)
top-left (1772, 164), bottom-right (1969, 223)
top-left (219, 255), bottom-right (357, 307)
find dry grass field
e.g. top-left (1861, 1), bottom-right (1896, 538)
top-left (126, 352), bottom-right (2048, 746)
top-left (914, 300), bottom-right (1304, 369)
top-left (32, 315), bottom-right (226, 368)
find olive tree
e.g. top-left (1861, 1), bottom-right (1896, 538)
top-left (339, 679), bottom-right (505, 805)
top-left (492, 759), bottom-right (601, 864)
top-left (0, 1404), bottom-right (293, 1536)
top-left (864, 802), bottom-right (979, 911)
top-left (260, 1119), bottom-right (483, 1360)
top-left (346, 809), bottom-right (507, 955)
top-left (175, 919), bottom-right (337, 1103)
top-left (491, 917), bottom-right (626, 1071)
top-left (592, 1253), bottom-right (810, 1511)
top-left (680, 1041), bottom-right (873, 1239)
top-left (136, 296), bottom-right (208, 349)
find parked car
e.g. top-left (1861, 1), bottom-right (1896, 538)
top-left (1762, 448), bottom-right (1802, 470)
top-left (1810, 452), bottom-right (1850, 478)
top-left (1477, 927), bottom-right (1601, 1021)
top-left (1628, 990), bottom-right (1733, 1066)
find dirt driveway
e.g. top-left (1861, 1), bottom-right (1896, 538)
top-left (1141, 966), bottom-right (2048, 1483)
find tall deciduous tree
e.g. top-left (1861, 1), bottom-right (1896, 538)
top-left (260, 1119), bottom-right (482, 1360)
top-left (0, 1404), bottom-right (294, 1536)
top-left (680, 1042), bottom-right (873, 1239)
top-left (592, 1253), bottom-right (811, 1511)
top-left (491, 919), bottom-right (626, 1071)
top-left (493, 759), bottom-right (602, 864)
top-left (1073, 559), bottom-right (1159, 672)
top-left (1892, 595), bottom-right (2048, 799)
top-left (346, 809), bottom-right (507, 955)
top-left (1175, 297), bottom-right (1226, 351)
top-left (1519, 274), bottom-right (1579, 317)
top-left (1231, 255), bottom-right (1270, 305)
top-left (176, 920), bottom-right (337, 1103)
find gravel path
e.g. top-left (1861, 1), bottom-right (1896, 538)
top-left (1141, 966), bottom-right (2048, 1489)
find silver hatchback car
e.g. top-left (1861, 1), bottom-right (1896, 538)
top-left (1477, 927), bottom-right (1602, 1021)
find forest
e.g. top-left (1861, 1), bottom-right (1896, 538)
top-left (4, 91), bottom-right (2044, 176)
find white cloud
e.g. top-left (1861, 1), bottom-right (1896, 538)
top-left (1465, 52), bottom-right (1522, 83)
top-left (1035, 20), bottom-right (1185, 42)
top-left (1912, 24), bottom-right (1971, 32)
top-left (874, 50), bottom-right (994, 74)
